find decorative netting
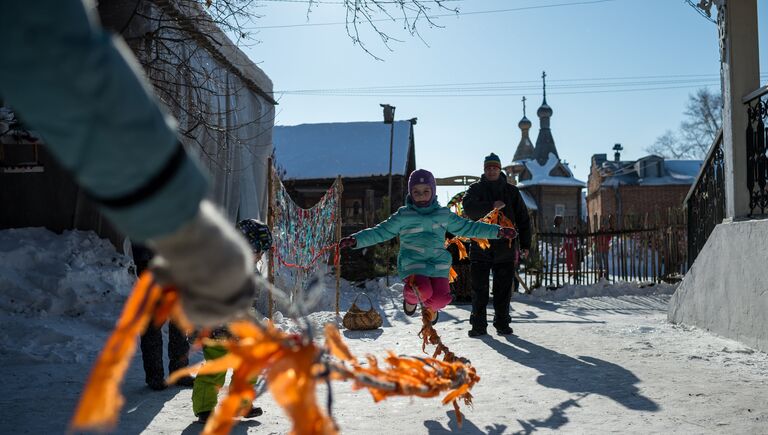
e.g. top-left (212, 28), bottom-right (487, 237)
top-left (271, 175), bottom-right (342, 312)
top-left (446, 191), bottom-right (467, 217)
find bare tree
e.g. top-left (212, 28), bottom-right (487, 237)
top-left (647, 88), bottom-right (722, 160)
top-left (332, 0), bottom-right (457, 59)
top-left (96, 0), bottom-right (452, 170)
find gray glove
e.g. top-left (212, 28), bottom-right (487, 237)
top-left (149, 200), bottom-right (255, 327)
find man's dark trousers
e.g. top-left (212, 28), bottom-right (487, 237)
top-left (470, 261), bottom-right (515, 331)
top-left (140, 321), bottom-right (190, 385)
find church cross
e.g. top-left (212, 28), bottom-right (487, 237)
top-left (522, 96), bottom-right (527, 117)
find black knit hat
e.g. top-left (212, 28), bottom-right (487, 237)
top-left (236, 219), bottom-right (272, 254)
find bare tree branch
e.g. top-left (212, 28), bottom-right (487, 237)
top-left (647, 88), bottom-right (722, 160)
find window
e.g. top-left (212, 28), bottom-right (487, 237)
top-left (1, 106), bottom-right (44, 173)
top-left (555, 204), bottom-right (565, 216)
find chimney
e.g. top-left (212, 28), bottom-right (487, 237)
top-left (612, 143), bottom-right (624, 162)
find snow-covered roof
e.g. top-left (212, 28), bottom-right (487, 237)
top-left (517, 153), bottom-right (587, 188)
top-left (600, 158), bottom-right (703, 187)
top-left (273, 121), bottom-right (413, 180)
top-left (519, 190), bottom-right (538, 210)
top-left (665, 160), bottom-right (703, 180)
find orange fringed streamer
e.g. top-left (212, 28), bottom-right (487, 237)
top-left (416, 308), bottom-right (479, 427)
top-left (445, 207), bottom-right (513, 253)
top-left (482, 208), bottom-right (514, 228)
top-left (324, 324), bottom-right (480, 427)
top-left (472, 237), bottom-right (491, 250)
top-left (72, 272), bottom-right (481, 435)
top-left (444, 237), bottom-right (468, 282)
top-left (473, 208), bottom-right (516, 249)
top-left (165, 321), bottom-right (479, 435)
top-left (445, 237), bottom-right (469, 282)
top-left (403, 277), bottom-right (480, 427)
top-left (70, 272), bottom-right (166, 431)
top-left (444, 237), bottom-right (468, 260)
top-left (448, 267), bottom-right (458, 283)
top-left (169, 321), bottom-right (337, 435)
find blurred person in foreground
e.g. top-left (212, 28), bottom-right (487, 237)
top-left (0, 1), bottom-right (259, 328)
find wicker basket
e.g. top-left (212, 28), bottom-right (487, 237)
top-left (342, 293), bottom-right (382, 330)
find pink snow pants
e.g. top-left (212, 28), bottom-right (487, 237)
top-left (404, 275), bottom-right (452, 311)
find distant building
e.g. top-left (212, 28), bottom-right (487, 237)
top-left (586, 147), bottom-right (702, 225)
top-left (504, 73), bottom-right (586, 230)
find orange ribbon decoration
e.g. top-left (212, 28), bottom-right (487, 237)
top-left (71, 271), bottom-right (481, 435)
top-left (70, 273), bottom-right (192, 431)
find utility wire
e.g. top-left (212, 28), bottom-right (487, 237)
top-left (274, 73), bottom-right (768, 96)
top-left (278, 78), bottom-right (726, 95)
top-left (276, 73), bottom-right (728, 93)
top-left (276, 83), bottom-right (725, 98)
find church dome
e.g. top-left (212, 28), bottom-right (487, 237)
top-left (537, 101), bottom-right (553, 118)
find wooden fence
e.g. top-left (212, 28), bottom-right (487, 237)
top-left (520, 209), bottom-right (687, 289)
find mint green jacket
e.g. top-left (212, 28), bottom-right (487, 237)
top-left (353, 197), bottom-right (500, 279)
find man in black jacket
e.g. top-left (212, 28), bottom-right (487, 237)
top-left (462, 153), bottom-right (531, 337)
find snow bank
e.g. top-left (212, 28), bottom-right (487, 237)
top-left (0, 228), bottom-right (135, 363)
top-left (520, 279), bottom-right (678, 302)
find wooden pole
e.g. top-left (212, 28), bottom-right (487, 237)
top-left (622, 217), bottom-right (629, 282)
top-left (630, 217), bottom-right (636, 282)
top-left (267, 159), bottom-right (275, 320)
top-left (548, 234), bottom-right (555, 288)
top-left (335, 176), bottom-right (343, 317)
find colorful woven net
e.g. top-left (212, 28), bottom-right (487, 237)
top-left (446, 191), bottom-right (467, 217)
top-left (272, 177), bottom-right (341, 301)
top-left (70, 272), bottom-right (480, 435)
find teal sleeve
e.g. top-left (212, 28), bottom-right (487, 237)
top-left (445, 212), bottom-right (500, 239)
top-left (353, 211), bottom-right (404, 249)
top-left (0, 1), bottom-right (208, 241)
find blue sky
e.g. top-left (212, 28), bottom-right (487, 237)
top-left (244, 0), bottom-right (767, 202)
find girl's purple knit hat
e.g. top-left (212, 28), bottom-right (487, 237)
top-left (408, 169), bottom-right (436, 202)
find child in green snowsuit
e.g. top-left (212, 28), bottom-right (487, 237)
top-left (192, 219), bottom-right (272, 423)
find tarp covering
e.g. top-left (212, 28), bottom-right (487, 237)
top-left (133, 1), bottom-right (275, 222)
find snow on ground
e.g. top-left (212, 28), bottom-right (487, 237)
top-left (1, 228), bottom-right (767, 434)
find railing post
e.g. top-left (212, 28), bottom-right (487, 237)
top-left (745, 93), bottom-right (768, 215)
top-left (684, 131), bottom-right (724, 267)
top-left (719, 0), bottom-right (760, 220)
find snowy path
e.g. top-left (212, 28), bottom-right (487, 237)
top-left (3, 292), bottom-right (767, 434)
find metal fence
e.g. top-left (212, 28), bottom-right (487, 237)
top-left (520, 211), bottom-right (688, 289)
